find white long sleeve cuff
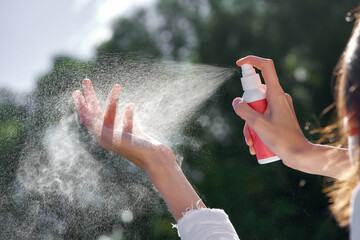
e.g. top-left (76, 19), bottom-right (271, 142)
top-left (174, 208), bottom-right (240, 240)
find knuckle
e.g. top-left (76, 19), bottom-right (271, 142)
top-left (249, 115), bottom-right (267, 131)
top-left (284, 93), bottom-right (293, 103)
top-left (275, 92), bottom-right (287, 101)
top-left (246, 114), bottom-right (258, 127)
top-left (234, 106), bottom-right (245, 119)
top-left (264, 58), bottom-right (274, 67)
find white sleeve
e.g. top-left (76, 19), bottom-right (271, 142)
top-left (350, 184), bottom-right (360, 240)
top-left (173, 207), bottom-right (240, 240)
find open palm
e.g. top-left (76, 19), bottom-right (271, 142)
top-left (72, 79), bottom-right (174, 171)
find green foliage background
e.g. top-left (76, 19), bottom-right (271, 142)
top-left (1, 0), bottom-right (359, 239)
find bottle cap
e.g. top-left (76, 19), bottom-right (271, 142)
top-left (241, 64), bottom-right (261, 91)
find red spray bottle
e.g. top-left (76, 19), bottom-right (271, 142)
top-left (241, 64), bottom-right (281, 164)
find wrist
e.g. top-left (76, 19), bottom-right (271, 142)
top-left (142, 145), bottom-right (179, 178)
top-left (143, 153), bottom-right (205, 221)
top-left (281, 138), bottom-right (314, 171)
top-left (284, 141), bottom-right (351, 178)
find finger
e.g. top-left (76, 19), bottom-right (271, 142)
top-left (243, 122), bottom-right (253, 146)
top-left (104, 84), bottom-right (121, 126)
top-left (232, 97), bottom-right (264, 130)
top-left (236, 56), bottom-right (284, 97)
top-left (73, 90), bottom-right (91, 126)
top-left (123, 103), bottom-right (135, 133)
top-left (250, 146), bottom-right (256, 155)
top-left (82, 79), bottom-right (103, 116)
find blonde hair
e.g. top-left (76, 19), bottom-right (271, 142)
top-left (325, 9), bottom-right (360, 227)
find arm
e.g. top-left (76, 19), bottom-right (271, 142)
top-left (290, 142), bottom-right (350, 179)
top-left (146, 158), bottom-right (206, 220)
top-left (73, 79), bottom-right (205, 221)
top-left (74, 79), bottom-right (240, 239)
top-left (233, 56), bottom-right (351, 179)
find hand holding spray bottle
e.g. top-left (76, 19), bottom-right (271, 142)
top-left (240, 64), bottom-right (281, 164)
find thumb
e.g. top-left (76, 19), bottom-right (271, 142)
top-left (232, 98), bottom-right (263, 127)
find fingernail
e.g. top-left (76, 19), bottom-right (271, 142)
top-left (113, 84), bottom-right (121, 92)
top-left (126, 103), bottom-right (135, 109)
top-left (232, 98), bottom-right (243, 108)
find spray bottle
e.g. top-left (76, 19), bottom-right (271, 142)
top-left (240, 64), bottom-right (281, 164)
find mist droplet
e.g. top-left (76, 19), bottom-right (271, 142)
top-left (1, 54), bottom-right (235, 238)
top-left (121, 209), bottom-right (134, 223)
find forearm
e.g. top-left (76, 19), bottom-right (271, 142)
top-left (146, 161), bottom-right (206, 221)
top-left (290, 142), bottom-right (351, 179)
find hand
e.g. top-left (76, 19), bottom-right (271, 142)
top-left (73, 79), bottom-right (205, 220)
top-left (72, 79), bottom-right (175, 173)
top-left (232, 56), bottom-right (312, 170)
top-left (233, 56), bottom-right (351, 179)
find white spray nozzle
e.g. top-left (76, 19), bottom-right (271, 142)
top-left (240, 64), bottom-right (261, 91)
top-left (241, 64), bottom-right (256, 77)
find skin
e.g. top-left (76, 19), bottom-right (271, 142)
top-left (73, 79), bottom-right (205, 221)
top-left (73, 56), bottom-right (351, 222)
top-left (234, 56), bottom-right (351, 179)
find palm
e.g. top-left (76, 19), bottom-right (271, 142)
top-left (72, 79), bottom-right (171, 170)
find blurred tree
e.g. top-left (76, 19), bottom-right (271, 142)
top-left (97, 0), bottom-right (357, 239)
top-left (1, 0), bottom-right (358, 239)
top-left (0, 89), bottom-right (27, 187)
top-left (97, 10), bottom-right (161, 57)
